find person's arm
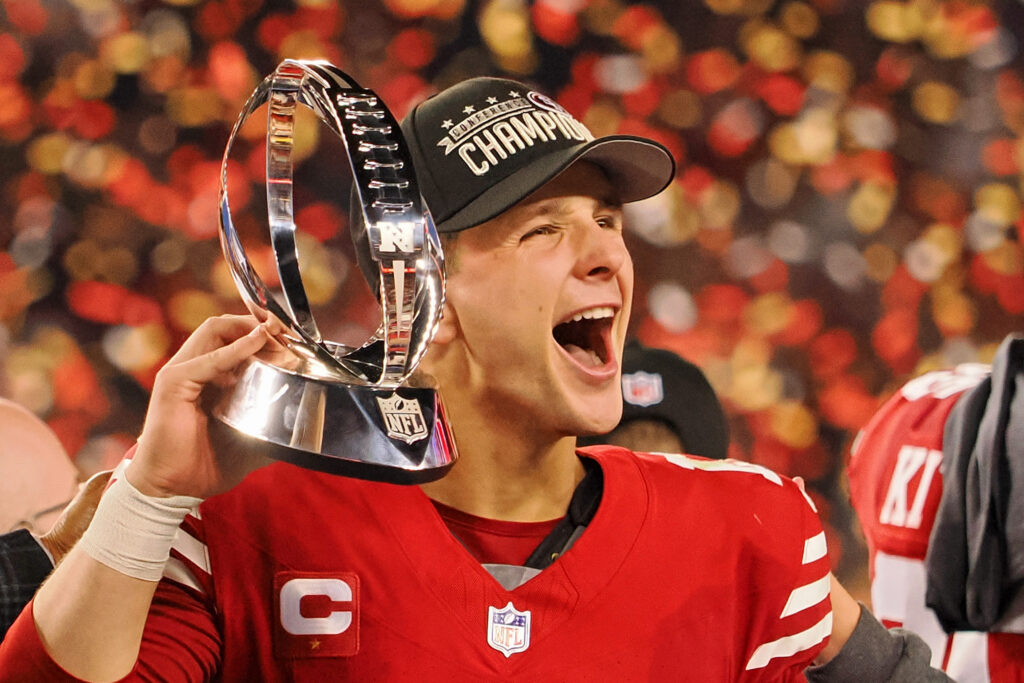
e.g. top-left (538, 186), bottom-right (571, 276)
top-left (813, 575), bottom-right (861, 664)
top-left (1, 577), bottom-right (221, 681)
top-left (806, 550), bottom-right (953, 682)
top-left (805, 598), bottom-right (953, 682)
top-left (1, 315), bottom-right (271, 682)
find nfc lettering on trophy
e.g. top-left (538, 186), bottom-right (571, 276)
top-left (376, 395), bottom-right (428, 444)
top-left (377, 221), bottom-right (417, 253)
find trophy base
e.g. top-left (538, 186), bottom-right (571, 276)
top-left (209, 357), bottom-right (457, 485)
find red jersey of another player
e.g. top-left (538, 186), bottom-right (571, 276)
top-left (6, 446), bottom-right (830, 681)
top-left (848, 364), bottom-right (1024, 682)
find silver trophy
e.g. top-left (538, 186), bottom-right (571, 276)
top-left (210, 59), bottom-right (456, 484)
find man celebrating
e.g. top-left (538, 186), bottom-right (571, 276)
top-left (1, 76), bottom-right (944, 680)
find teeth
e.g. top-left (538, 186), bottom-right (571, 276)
top-left (569, 306), bottom-right (614, 323)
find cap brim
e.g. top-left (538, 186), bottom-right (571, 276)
top-left (436, 135), bottom-right (676, 233)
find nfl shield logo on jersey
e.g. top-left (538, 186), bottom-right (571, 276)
top-left (376, 394), bottom-right (429, 444)
top-left (622, 371), bottom-right (664, 407)
top-left (487, 601), bottom-right (531, 657)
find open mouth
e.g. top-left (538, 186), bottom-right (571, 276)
top-left (552, 306), bottom-right (615, 368)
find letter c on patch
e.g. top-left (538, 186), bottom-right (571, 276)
top-left (280, 577), bottom-right (353, 635)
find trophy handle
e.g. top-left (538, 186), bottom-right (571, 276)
top-left (217, 60), bottom-right (445, 387)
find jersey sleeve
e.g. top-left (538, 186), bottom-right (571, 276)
top-left (0, 580), bottom-right (219, 682)
top-left (739, 473), bottom-right (833, 681)
top-left (0, 496), bottom-right (221, 682)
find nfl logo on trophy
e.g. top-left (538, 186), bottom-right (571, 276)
top-left (376, 395), bottom-right (428, 445)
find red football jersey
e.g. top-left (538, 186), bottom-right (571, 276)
top-left (848, 365), bottom-right (1024, 682)
top-left (5, 447), bottom-right (831, 681)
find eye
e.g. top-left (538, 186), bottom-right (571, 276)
top-left (521, 225), bottom-right (558, 241)
top-left (595, 213), bottom-right (623, 231)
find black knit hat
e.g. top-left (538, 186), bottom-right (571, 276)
top-left (400, 77), bottom-right (675, 233)
top-left (579, 340), bottom-right (730, 459)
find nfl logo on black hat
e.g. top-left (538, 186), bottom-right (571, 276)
top-left (622, 371), bottom-right (665, 408)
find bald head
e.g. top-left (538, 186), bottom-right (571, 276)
top-left (0, 398), bottom-right (79, 534)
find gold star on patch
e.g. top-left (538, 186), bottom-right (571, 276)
top-left (486, 96), bottom-right (498, 104)
top-left (310, 639), bottom-right (321, 650)
top-left (509, 90), bottom-right (520, 98)
top-left (463, 105), bottom-right (475, 114)
top-left (442, 119), bottom-right (453, 129)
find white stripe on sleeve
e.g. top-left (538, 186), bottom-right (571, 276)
top-left (802, 531), bottom-right (827, 564)
top-left (745, 612), bottom-right (833, 670)
top-left (163, 556), bottom-right (206, 594)
top-left (170, 526), bottom-right (210, 575)
top-left (780, 574), bottom-right (831, 618)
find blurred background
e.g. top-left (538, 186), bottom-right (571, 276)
top-left (2, 0), bottom-right (1023, 594)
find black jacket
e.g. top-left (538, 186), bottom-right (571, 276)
top-left (925, 334), bottom-right (1024, 631)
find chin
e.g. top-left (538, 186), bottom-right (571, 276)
top-left (571, 406), bottom-right (622, 438)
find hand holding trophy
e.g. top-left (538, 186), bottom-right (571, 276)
top-left (211, 59), bottom-right (456, 484)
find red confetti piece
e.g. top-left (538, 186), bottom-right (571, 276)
top-left (52, 353), bottom-right (108, 419)
top-left (46, 413), bottom-right (92, 464)
top-left (621, 79), bottom-right (663, 118)
top-left (570, 53), bottom-right (600, 91)
top-left (72, 100), bottom-right (116, 140)
top-left (67, 281), bottom-right (131, 325)
top-left (982, 138), bottom-right (1018, 176)
top-left (809, 328), bottom-right (858, 379)
top-left (531, 3), bottom-right (580, 47)
top-left (872, 308), bottom-right (920, 373)
top-left (850, 150), bottom-right (896, 185)
top-left (388, 29), bottom-right (436, 70)
top-left (257, 13), bottom-right (292, 52)
top-left (756, 73), bottom-right (805, 116)
top-left (697, 284), bottom-right (750, 323)
top-left (556, 83), bottom-right (594, 119)
top-left (208, 41), bottom-right (253, 103)
top-left (196, 2), bottom-right (240, 42)
top-left (296, 4), bottom-right (344, 41)
top-left (969, 252), bottom-right (999, 294)
top-left (678, 166), bottom-right (715, 201)
top-left (0, 33), bottom-right (27, 81)
top-left (774, 299), bottom-right (824, 347)
top-left (748, 257), bottom-right (789, 292)
top-left (687, 50), bottom-right (741, 95)
top-left (875, 47), bottom-right (915, 91)
top-left (811, 156), bottom-right (853, 195)
top-left (818, 374), bottom-right (881, 431)
top-left (2, 0), bottom-right (48, 36)
top-left (995, 274), bottom-right (1024, 314)
top-left (611, 5), bottom-right (662, 51)
top-left (882, 264), bottom-right (929, 310)
top-left (297, 202), bottom-right (344, 243)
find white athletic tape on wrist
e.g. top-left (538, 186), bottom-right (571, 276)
top-left (79, 473), bottom-right (203, 582)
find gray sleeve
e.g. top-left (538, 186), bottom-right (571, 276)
top-left (804, 605), bottom-right (953, 682)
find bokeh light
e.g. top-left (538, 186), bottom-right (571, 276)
top-left (3, 0), bottom-right (1024, 596)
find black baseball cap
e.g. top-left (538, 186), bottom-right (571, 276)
top-left (401, 76), bottom-right (676, 233)
top-left (579, 340), bottom-right (730, 460)
top-left (351, 76), bottom-right (676, 294)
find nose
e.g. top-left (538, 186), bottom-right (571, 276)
top-left (573, 221), bottom-right (628, 280)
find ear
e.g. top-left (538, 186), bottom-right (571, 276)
top-left (431, 299), bottom-right (459, 346)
